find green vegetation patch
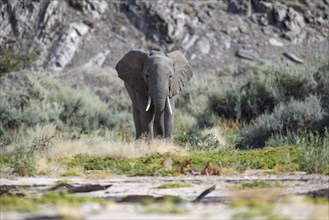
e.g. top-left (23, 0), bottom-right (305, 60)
top-left (142, 203), bottom-right (189, 214)
top-left (0, 146), bottom-right (303, 176)
top-left (267, 131), bottom-right (329, 174)
top-left (305, 197), bottom-right (329, 205)
top-left (0, 71), bottom-right (131, 136)
top-left (65, 153), bottom-right (181, 176)
top-left (190, 146), bottom-right (298, 172)
top-left (154, 182), bottom-right (193, 189)
top-left (1, 143), bottom-right (327, 176)
top-left (0, 195), bottom-right (39, 212)
top-left (229, 180), bottom-right (285, 190)
top-left (231, 200), bottom-right (289, 220)
top-left (39, 191), bottom-right (107, 205)
top-left (141, 196), bottom-right (189, 214)
top-left (56, 179), bottom-right (73, 184)
top-left (61, 146), bottom-right (299, 175)
top-left (0, 46), bottom-right (38, 77)
top-left (0, 191), bottom-right (108, 212)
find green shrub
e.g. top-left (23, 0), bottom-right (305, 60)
top-left (48, 85), bottom-right (114, 132)
top-left (0, 46), bottom-right (38, 77)
top-left (266, 131), bottom-right (329, 174)
top-left (174, 129), bottom-right (221, 151)
top-left (174, 112), bottom-right (197, 134)
top-left (314, 59), bottom-right (329, 113)
top-left (207, 62), bottom-right (322, 123)
top-left (239, 96), bottom-right (323, 148)
top-left (202, 58), bottom-right (328, 149)
top-left (8, 124), bottom-right (54, 176)
top-left (0, 71), bottom-right (128, 135)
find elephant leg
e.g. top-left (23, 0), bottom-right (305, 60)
top-left (164, 98), bottom-right (175, 138)
top-left (125, 83), bottom-right (143, 139)
top-left (140, 109), bottom-right (154, 138)
top-left (132, 106), bottom-right (142, 139)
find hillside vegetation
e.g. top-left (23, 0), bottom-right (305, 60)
top-left (0, 57), bottom-right (328, 176)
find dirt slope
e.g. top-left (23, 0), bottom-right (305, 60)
top-left (1, 0), bottom-right (328, 75)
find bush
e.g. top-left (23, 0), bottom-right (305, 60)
top-left (0, 46), bottom-right (38, 77)
top-left (266, 131), bottom-right (329, 174)
top-left (174, 112), bottom-right (197, 134)
top-left (0, 71), bottom-right (128, 135)
top-left (48, 85), bottom-right (114, 132)
top-left (174, 129), bottom-right (221, 151)
top-left (239, 96), bottom-right (323, 148)
top-left (199, 58), bottom-right (329, 149)
top-left (207, 62), bottom-right (321, 123)
top-left (8, 124), bottom-right (55, 176)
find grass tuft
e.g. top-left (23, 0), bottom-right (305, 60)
top-left (154, 183), bottom-right (193, 189)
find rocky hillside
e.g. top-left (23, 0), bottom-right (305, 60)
top-left (1, 0), bottom-right (328, 75)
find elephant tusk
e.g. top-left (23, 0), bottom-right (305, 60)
top-left (167, 96), bottom-right (173, 115)
top-left (146, 96), bottom-right (151, 111)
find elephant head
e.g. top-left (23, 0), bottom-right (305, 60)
top-left (115, 49), bottom-right (193, 138)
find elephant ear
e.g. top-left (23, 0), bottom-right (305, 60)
top-left (115, 50), bottom-right (148, 96)
top-left (167, 51), bottom-right (193, 97)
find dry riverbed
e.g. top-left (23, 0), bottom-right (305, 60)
top-left (1, 172), bottom-right (328, 219)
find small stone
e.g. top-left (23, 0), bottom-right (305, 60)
top-left (269, 38), bottom-right (283, 47)
top-left (236, 49), bottom-right (259, 61)
top-left (283, 52), bottom-right (304, 63)
top-left (262, 27), bottom-right (272, 35)
top-left (238, 24), bottom-right (249, 34)
top-left (273, 3), bottom-right (288, 23)
top-left (84, 50), bottom-right (110, 67)
top-left (227, 0), bottom-right (239, 13)
top-left (197, 37), bottom-right (211, 54)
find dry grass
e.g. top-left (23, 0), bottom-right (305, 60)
top-left (3, 124), bottom-right (186, 159)
top-left (1, 124), bottom-right (187, 176)
top-left (37, 138), bottom-right (186, 176)
top-left (220, 120), bottom-right (243, 132)
top-left (48, 137), bottom-right (186, 159)
top-left (202, 127), bottom-right (228, 148)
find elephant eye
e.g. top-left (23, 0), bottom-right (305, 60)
top-left (169, 75), bottom-right (172, 78)
top-left (145, 74), bottom-right (149, 78)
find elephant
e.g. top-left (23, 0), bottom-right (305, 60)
top-left (115, 49), bottom-right (193, 139)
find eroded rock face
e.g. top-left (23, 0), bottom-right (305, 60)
top-left (0, 0), bottom-right (328, 75)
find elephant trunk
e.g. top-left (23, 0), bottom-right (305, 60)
top-left (153, 97), bottom-right (166, 136)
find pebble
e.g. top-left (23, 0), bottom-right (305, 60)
top-left (269, 38), bottom-right (283, 47)
top-left (236, 49), bottom-right (259, 61)
top-left (283, 52), bottom-right (304, 63)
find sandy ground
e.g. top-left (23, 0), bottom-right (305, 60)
top-left (1, 172), bottom-right (328, 219)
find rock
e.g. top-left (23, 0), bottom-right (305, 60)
top-left (273, 3), bottom-right (288, 24)
top-left (272, 3), bottom-right (306, 41)
top-left (227, 0), bottom-right (240, 13)
top-left (251, 1), bottom-right (273, 14)
top-left (222, 36), bottom-right (231, 50)
top-left (197, 37), bottom-right (211, 54)
top-left (84, 50), bottom-right (110, 67)
top-left (236, 49), bottom-right (259, 61)
top-left (227, 0), bottom-right (251, 16)
top-left (0, 0), bottom-right (328, 75)
top-left (182, 35), bottom-right (199, 51)
top-left (262, 27), bottom-right (273, 35)
top-left (283, 52), bottom-right (304, 63)
top-left (47, 23), bottom-right (89, 72)
top-left (238, 24), bottom-right (250, 34)
top-left (269, 38), bottom-right (283, 47)
top-left (284, 7), bottom-right (305, 33)
top-left (68, 0), bottom-right (108, 19)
